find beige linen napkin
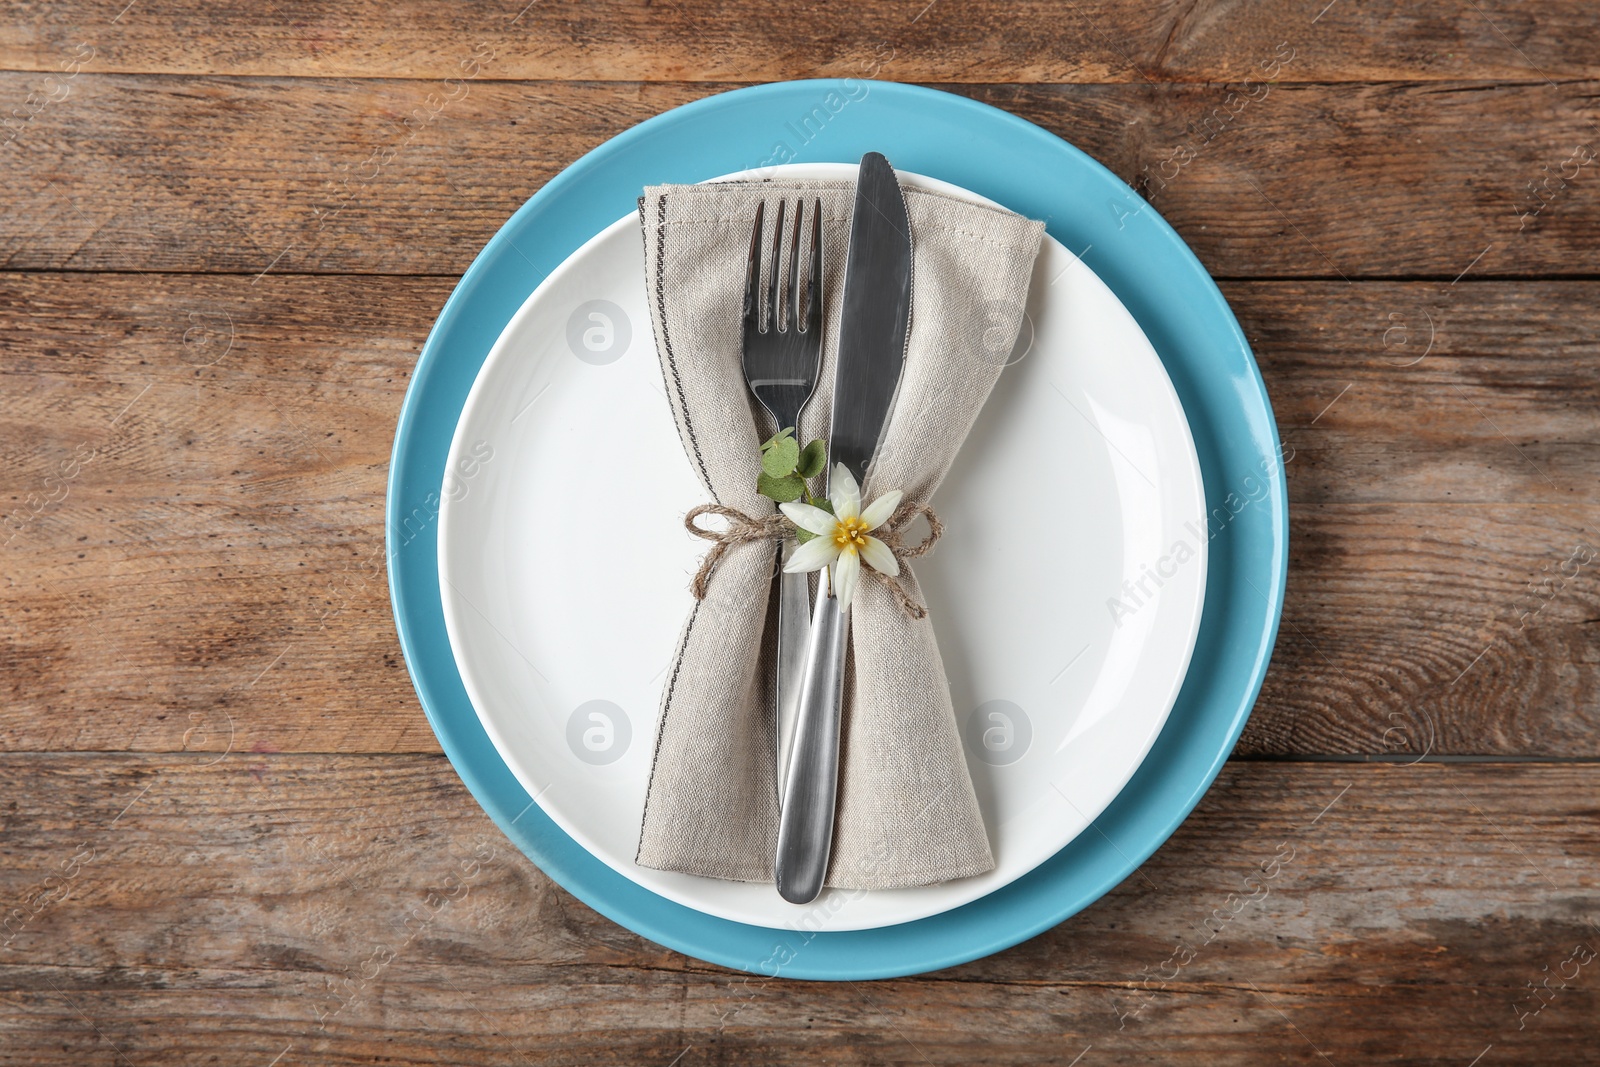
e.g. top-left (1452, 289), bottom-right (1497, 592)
top-left (635, 177), bottom-right (1044, 890)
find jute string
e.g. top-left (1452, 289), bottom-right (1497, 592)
top-left (684, 500), bottom-right (944, 619)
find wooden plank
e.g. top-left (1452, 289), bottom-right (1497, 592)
top-left (1244, 502), bottom-right (1600, 757)
top-left (0, 0), bottom-right (1598, 83)
top-left (1231, 278), bottom-right (1600, 755)
top-left (1230, 278), bottom-right (1600, 504)
top-left (0, 271), bottom-right (448, 756)
top-left (2, 76), bottom-right (1600, 277)
top-left (0, 272), bottom-right (1596, 756)
top-left (0, 756), bottom-right (1595, 1064)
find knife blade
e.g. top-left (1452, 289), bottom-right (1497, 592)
top-left (774, 152), bottom-right (913, 904)
top-left (826, 153), bottom-right (913, 490)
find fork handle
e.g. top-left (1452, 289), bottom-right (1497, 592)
top-left (774, 574), bottom-right (849, 904)
top-left (774, 546), bottom-right (811, 799)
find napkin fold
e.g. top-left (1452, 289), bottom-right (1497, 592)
top-left (635, 177), bottom-right (1044, 890)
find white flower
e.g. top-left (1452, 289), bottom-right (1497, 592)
top-left (779, 463), bottom-right (902, 609)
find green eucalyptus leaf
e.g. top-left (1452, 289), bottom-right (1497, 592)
top-left (760, 426), bottom-right (796, 452)
top-left (796, 438), bottom-right (827, 479)
top-left (756, 471), bottom-right (805, 503)
top-left (761, 434), bottom-right (800, 478)
top-left (795, 527), bottom-right (817, 544)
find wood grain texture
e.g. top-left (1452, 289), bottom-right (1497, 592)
top-left (3, 76), bottom-right (1600, 277)
top-left (1, 0), bottom-right (1599, 83)
top-left (0, 756), bottom-right (1595, 1065)
top-left (0, 271), bottom-right (443, 755)
top-left (1, 272), bottom-right (1596, 756)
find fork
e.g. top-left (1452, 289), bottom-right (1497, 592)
top-left (741, 198), bottom-right (824, 802)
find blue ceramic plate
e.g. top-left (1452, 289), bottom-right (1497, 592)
top-left (387, 79), bottom-right (1287, 980)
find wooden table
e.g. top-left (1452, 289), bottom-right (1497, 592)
top-left (3, 2), bottom-right (1597, 1063)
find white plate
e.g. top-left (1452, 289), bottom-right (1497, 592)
top-left (438, 164), bottom-right (1206, 931)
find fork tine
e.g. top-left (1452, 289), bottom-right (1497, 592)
top-left (768, 199), bottom-right (786, 333)
top-left (743, 200), bottom-right (764, 332)
top-left (786, 199), bottom-right (803, 332)
top-left (806, 197), bottom-right (822, 334)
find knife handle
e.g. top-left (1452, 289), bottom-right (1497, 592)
top-left (774, 576), bottom-right (849, 904)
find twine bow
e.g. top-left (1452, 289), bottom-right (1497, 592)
top-left (684, 500), bottom-right (944, 619)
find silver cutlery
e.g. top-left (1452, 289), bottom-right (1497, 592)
top-left (775, 153), bottom-right (913, 904)
top-left (740, 198), bottom-right (824, 801)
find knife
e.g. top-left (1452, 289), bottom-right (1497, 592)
top-left (774, 152), bottom-right (913, 904)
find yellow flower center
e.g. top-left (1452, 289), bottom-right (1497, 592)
top-left (832, 515), bottom-right (870, 552)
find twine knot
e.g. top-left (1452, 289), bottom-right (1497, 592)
top-left (684, 499), bottom-right (943, 618)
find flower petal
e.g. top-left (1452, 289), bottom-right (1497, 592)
top-left (859, 489), bottom-right (903, 532)
top-left (858, 534), bottom-right (899, 577)
top-left (783, 535), bottom-right (839, 573)
top-left (828, 463), bottom-right (861, 522)
top-left (779, 501), bottom-right (838, 538)
top-left (832, 547), bottom-right (861, 608)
